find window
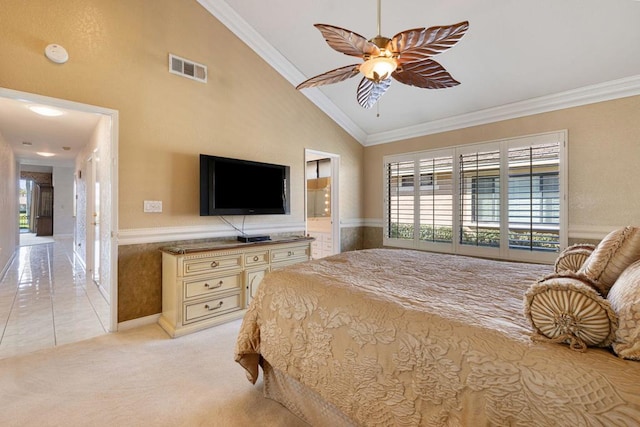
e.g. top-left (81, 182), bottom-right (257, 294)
top-left (472, 176), bottom-right (500, 223)
top-left (386, 160), bottom-right (415, 240)
top-left (507, 143), bottom-right (561, 252)
top-left (508, 174), bottom-right (559, 225)
top-left (384, 131), bottom-right (566, 263)
top-left (460, 149), bottom-right (501, 247)
top-left (418, 156), bottom-right (453, 243)
top-left (419, 173), bottom-right (434, 188)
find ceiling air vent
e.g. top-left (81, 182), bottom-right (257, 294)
top-left (169, 54), bottom-right (207, 83)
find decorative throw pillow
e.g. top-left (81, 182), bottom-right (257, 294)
top-left (578, 226), bottom-right (640, 297)
top-left (607, 260), bottom-right (640, 360)
top-left (524, 273), bottom-right (617, 351)
top-left (554, 244), bottom-right (596, 273)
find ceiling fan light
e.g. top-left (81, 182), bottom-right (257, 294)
top-left (360, 56), bottom-right (397, 82)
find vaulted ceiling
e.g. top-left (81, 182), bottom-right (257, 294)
top-left (3, 0), bottom-right (640, 167)
top-left (200, 0), bottom-right (640, 145)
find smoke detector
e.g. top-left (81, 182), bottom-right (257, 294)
top-left (45, 44), bottom-right (69, 64)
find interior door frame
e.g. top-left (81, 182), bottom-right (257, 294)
top-left (304, 149), bottom-right (340, 256)
top-left (0, 87), bottom-right (119, 332)
top-left (86, 153), bottom-right (101, 287)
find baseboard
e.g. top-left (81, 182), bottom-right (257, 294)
top-left (73, 248), bottom-right (87, 270)
top-left (0, 251), bottom-right (16, 281)
top-left (117, 313), bottom-right (161, 331)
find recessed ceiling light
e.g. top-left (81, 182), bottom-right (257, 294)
top-left (28, 105), bottom-right (64, 117)
top-left (36, 152), bottom-right (56, 157)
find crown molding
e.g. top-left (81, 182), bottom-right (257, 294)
top-left (197, 1), bottom-right (640, 148)
top-left (364, 75), bottom-right (640, 146)
top-left (196, 0), bottom-right (367, 144)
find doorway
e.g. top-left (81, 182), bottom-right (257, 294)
top-left (19, 177), bottom-right (35, 233)
top-left (305, 149), bottom-right (340, 259)
top-left (1, 87), bottom-right (119, 333)
top-left (86, 153), bottom-right (104, 295)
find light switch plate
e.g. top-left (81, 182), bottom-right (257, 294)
top-left (144, 200), bottom-right (162, 213)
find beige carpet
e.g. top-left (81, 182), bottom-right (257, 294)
top-left (0, 319), bottom-right (308, 426)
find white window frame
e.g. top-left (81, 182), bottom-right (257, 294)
top-left (383, 130), bottom-right (567, 264)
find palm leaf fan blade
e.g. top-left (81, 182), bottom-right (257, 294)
top-left (296, 64), bottom-right (362, 90)
top-left (392, 59), bottom-right (460, 89)
top-left (394, 47), bottom-right (440, 65)
top-left (314, 24), bottom-right (380, 57)
top-left (357, 77), bottom-right (391, 109)
top-left (390, 21), bottom-right (469, 60)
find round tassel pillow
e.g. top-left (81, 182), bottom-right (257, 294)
top-left (524, 274), bottom-right (617, 351)
top-left (554, 244), bottom-right (596, 273)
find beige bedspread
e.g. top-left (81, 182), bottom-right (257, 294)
top-left (235, 249), bottom-right (640, 426)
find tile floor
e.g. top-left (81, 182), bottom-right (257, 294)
top-left (0, 236), bottom-right (110, 359)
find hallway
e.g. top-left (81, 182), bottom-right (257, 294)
top-left (0, 237), bottom-right (109, 359)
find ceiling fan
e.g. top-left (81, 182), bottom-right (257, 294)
top-left (296, 0), bottom-right (469, 109)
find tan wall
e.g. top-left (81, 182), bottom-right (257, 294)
top-left (0, 0), bottom-right (363, 322)
top-left (0, 131), bottom-right (17, 271)
top-left (0, 0), bottom-right (364, 232)
top-left (364, 96), bottom-right (640, 234)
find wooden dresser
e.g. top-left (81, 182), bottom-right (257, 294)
top-left (159, 236), bottom-right (313, 337)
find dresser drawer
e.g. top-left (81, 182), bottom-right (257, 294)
top-left (161, 238), bottom-right (313, 338)
top-left (183, 273), bottom-right (242, 300)
top-left (245, 250), bottom-right (269, 267)
top-left (182, 254), bottom-right (242, 276)
top-left (183, 293), bottom-right (242, 324)
top-left (271, 245), bottom-right (310, 264)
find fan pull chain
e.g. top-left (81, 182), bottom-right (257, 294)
top-left (377, 101), bottom-right (380, 118)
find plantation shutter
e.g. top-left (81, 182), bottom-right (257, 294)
top-left (385, 160), bottom-right (415, 240)
top-left (418, 156), bottom-right (453, 243)
top-left (383, 130), bottom-right (565, 262)
top-left (459, 149), bottom-right (501, 247)
top-left (507, 141), bottom-right (561, 251)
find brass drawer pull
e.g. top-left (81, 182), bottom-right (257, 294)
top-left (253, 255), bottom-right (259, 262)
top-left (210, 261), bottom-right (219, 268)
top-left (204, 281), bottom-right (223, 289)
top-left (204, 301), bottom-right (223, 311)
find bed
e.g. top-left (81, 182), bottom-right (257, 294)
top-left (234, 248), bottom-right (640, 426)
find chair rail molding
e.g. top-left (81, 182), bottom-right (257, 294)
top-left (117, 222), bottom-right (307, 246)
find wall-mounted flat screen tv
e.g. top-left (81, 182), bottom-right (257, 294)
top-left (200, 154), bottom-right (290, 216)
